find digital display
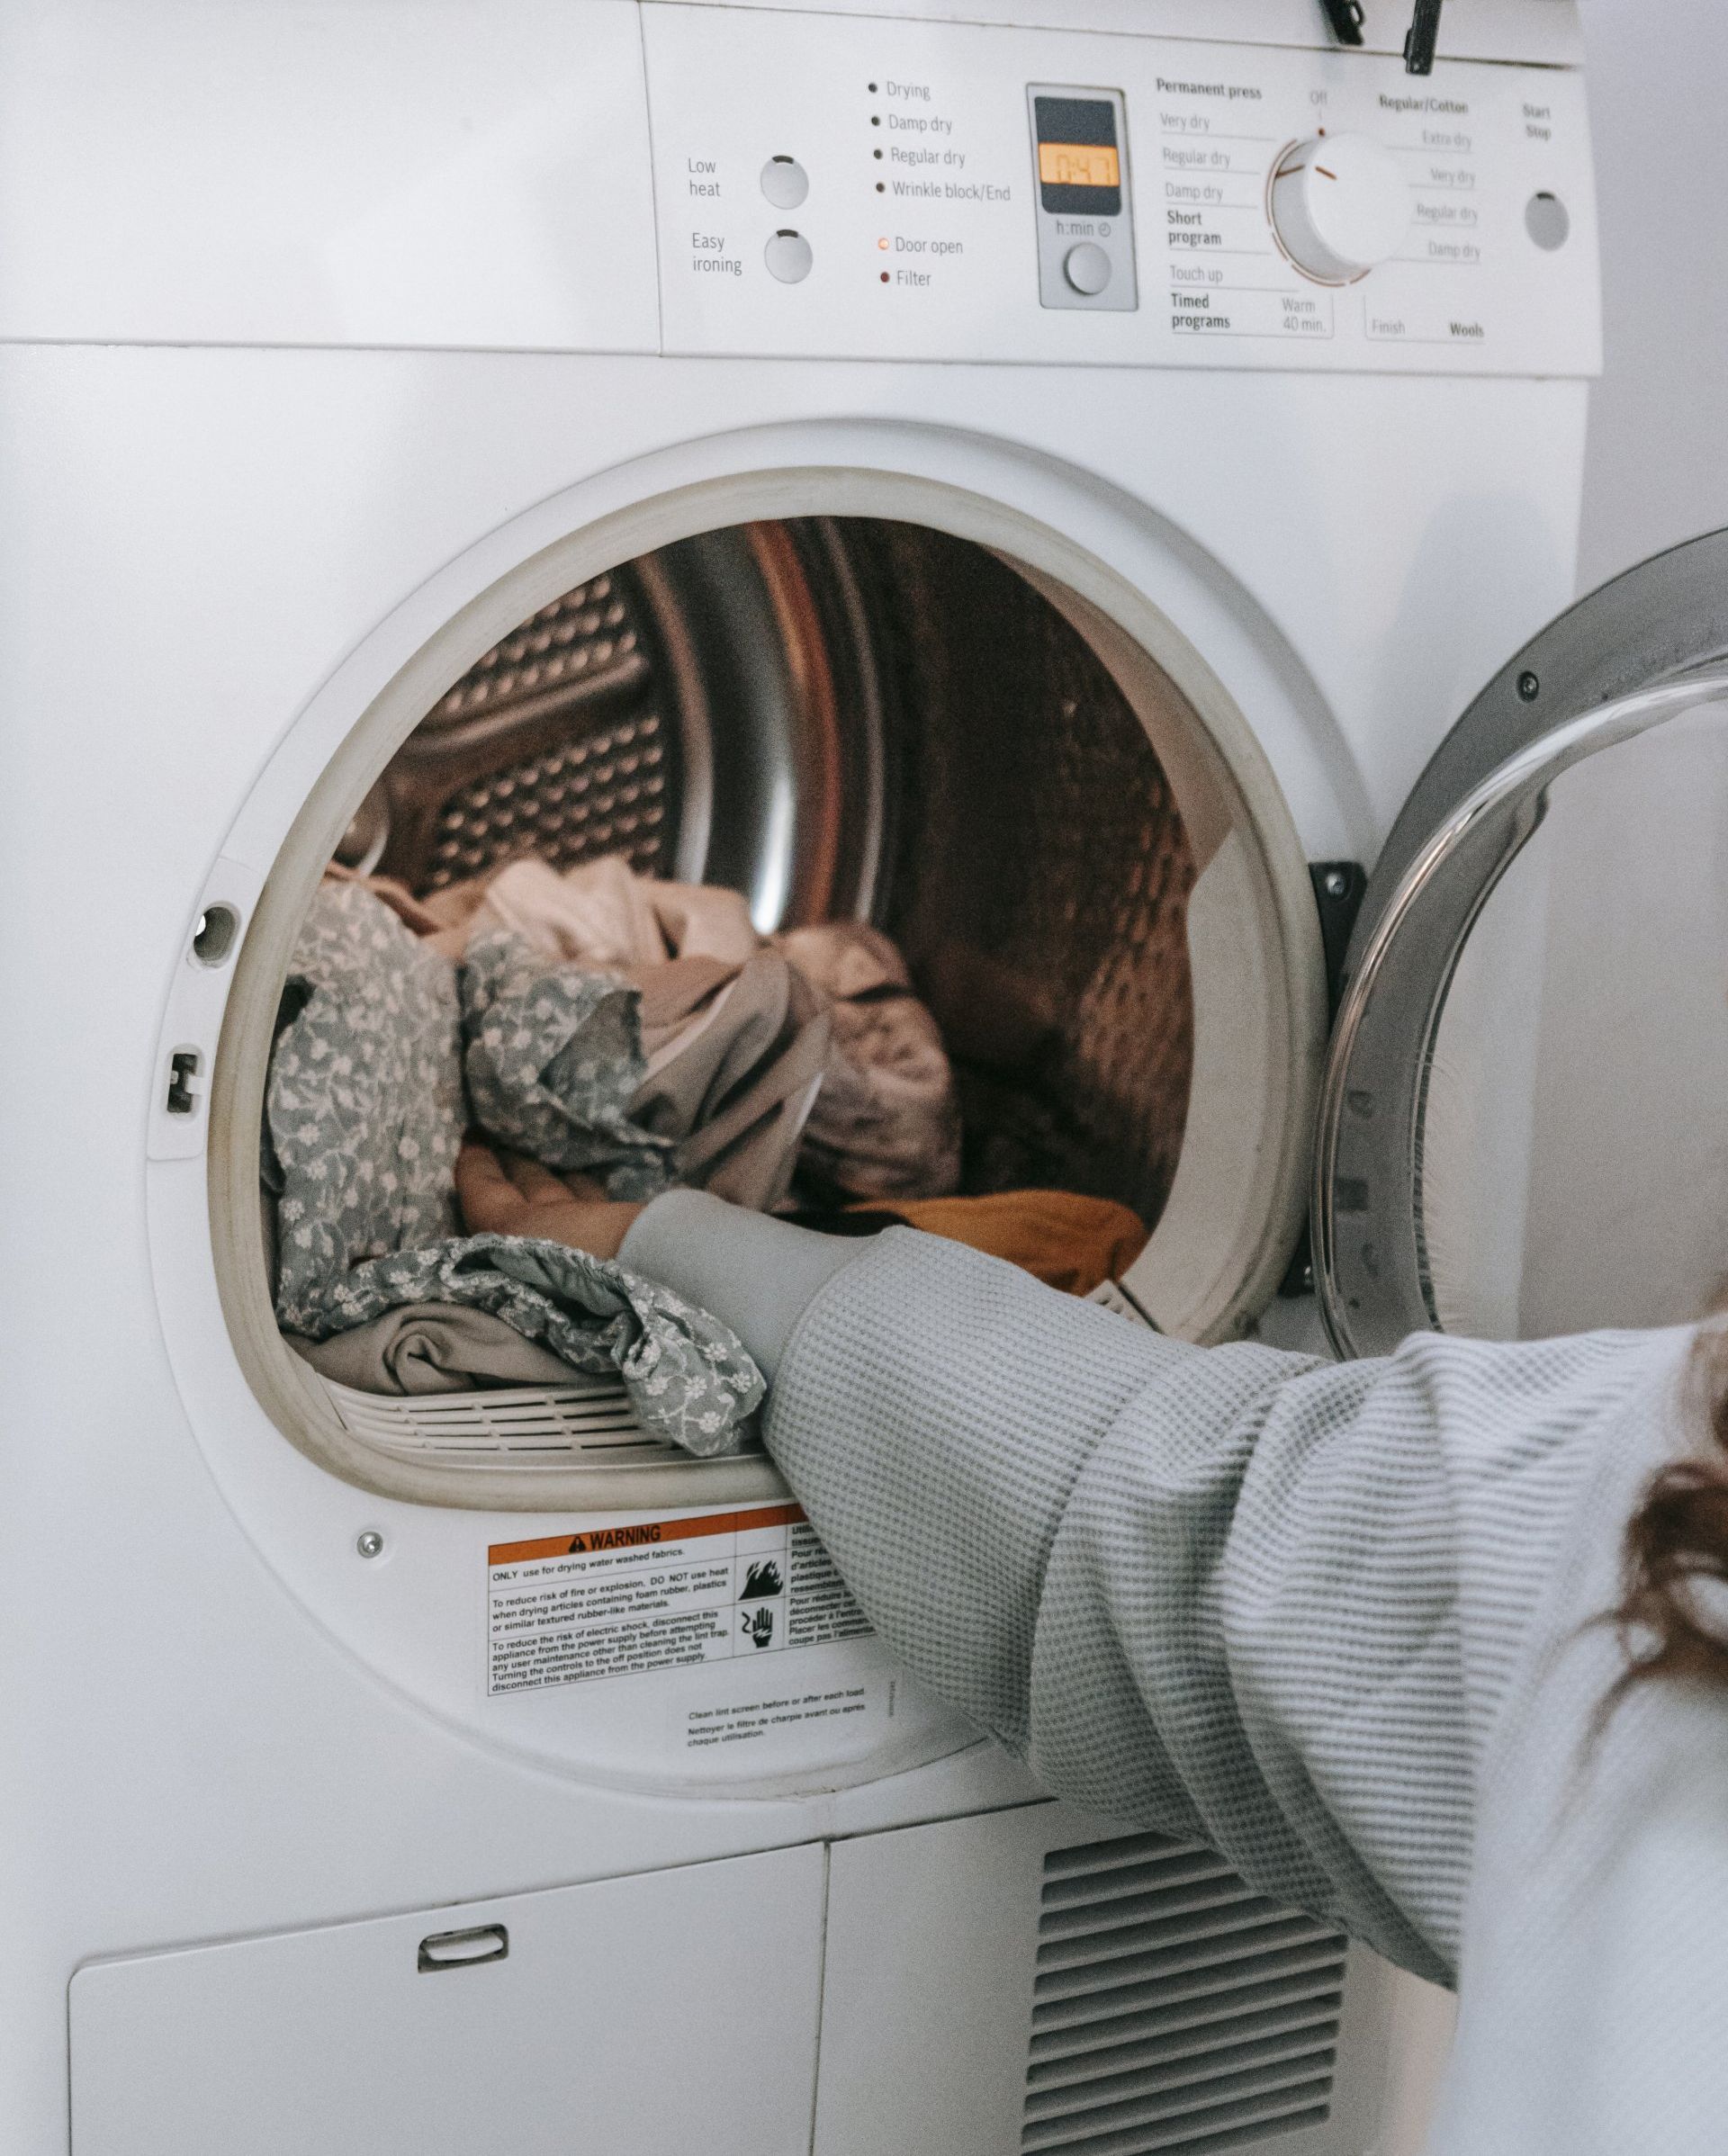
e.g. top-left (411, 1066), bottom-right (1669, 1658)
top-left (1032, 93), bottom-right (1123, 215)
top-left (1038, 142), bottom-right (1121, 190)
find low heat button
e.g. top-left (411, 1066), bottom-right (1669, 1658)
top-left (760, 157), bottom-right (809, 211)
top-left (1063, 242), bottom-right (1112, 296)
top-left (764, 229), bottom-right (813, 283)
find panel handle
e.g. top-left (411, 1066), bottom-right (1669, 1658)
top-left (418, 1924), bottom-right (509, 1972)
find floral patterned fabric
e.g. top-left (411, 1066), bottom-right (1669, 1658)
top-left (264, 883), bottom-right (763, 1457)
top-left (459, 928), bottom-right (672, 1199)
top-left (304, 1234), bottom-right (763, 1457)
top-left (266, 881), bottom-right (465, 1331)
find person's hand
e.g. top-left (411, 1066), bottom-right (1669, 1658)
top-left (455, 1139), bottom-right (645, 1260)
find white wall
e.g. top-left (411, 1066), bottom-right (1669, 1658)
top-left (1482, 4), bottom-right (1728, 1338)
top-left (1579, 0), bottom-right (1728, 591)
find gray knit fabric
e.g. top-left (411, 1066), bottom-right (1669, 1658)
top-left (627, 1211), bottom-right (1721, 2152)
top-left (621, 1188), bottom-right (869, 1384)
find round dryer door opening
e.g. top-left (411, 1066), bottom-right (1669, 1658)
top-left (176, 481), bottom-right (1326, 1792)
top-left (204, 505), bottom-right (1327, 1527)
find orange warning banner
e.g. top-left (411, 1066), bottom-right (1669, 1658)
top-left (490, 1504), bottom-right (806, 1568)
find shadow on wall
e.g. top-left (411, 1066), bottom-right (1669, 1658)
top-left (1371, 492), bottom-right (1573, 818)
top-left (1579, 0), bottom-right (1728, 588)
top-left (1425, 705), bottom-right (1728, 1340)
top-left (1516, 707), bottom-right (1728, 1334)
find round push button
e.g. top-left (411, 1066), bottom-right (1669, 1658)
top-left (1063, 242), bottom-right (1112, 296)
top-left (764, 229), bottom-right (814, 283)
top-left (760, 157), bottom-right (809, 211)
top-left (1526, 190), bottom-right (1570, 250)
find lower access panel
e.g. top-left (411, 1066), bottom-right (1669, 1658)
top-left (70, 1843), bottom-right (824, 2156)
top-left (814, 1802), bottom-right (1408, 2156)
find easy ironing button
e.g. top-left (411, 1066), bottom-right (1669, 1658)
top-left (764, 230), bottom-right (814, 283)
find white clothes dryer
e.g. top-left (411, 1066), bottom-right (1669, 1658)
top-left (0, 2), bottom-right (1646, 2152)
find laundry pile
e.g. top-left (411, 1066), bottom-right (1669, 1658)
top-left (375, 850), bottom-right (965, 1208)
top-left (264, 851), bottom-right (1147, 1453)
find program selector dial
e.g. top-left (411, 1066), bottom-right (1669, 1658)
top-left (1268, 132), bottom-right (1411, 283)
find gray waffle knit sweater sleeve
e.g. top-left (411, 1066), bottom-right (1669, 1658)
top-left (621, 1196), bottom-right (1701, 2026)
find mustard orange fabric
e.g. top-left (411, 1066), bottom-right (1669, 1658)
top-left (851, 1189), bottom-right (1148, 1298)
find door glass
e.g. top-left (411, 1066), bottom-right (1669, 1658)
top-left (1422, 694), bottom-right (1728, 1339)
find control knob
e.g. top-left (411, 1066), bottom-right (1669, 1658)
top-left (1268, 133), bottom-right (1410, 283)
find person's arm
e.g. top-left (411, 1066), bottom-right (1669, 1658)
top-left (624, 1189), bottom-right (1677, 1992)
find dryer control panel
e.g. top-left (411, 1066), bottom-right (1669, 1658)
top-left (641, 2), bottom-right (1598, 374)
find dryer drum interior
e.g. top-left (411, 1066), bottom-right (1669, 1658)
top-left (224, 514), bottom-right (1300, 1510)
top-left (338, 518), bottom-right (1197, 1215)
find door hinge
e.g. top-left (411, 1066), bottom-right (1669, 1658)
top-left (1282, 861), bottom-right (1369, 1300)
top-left (1309, 859), bottom-right (1367, 1020)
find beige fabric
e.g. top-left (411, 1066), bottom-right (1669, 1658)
top-left (634, 954), bottom-right (798, 1134)
top-left (646, 876), bottom-right (760, 966)
top-left (632, 955), bottom-right (747, 1065)
top-left (776, 922), bottom-right (962, 1200)
top-left (412, 876), bottom-right (494, 961)
top-left (422, 855), bottom-right (761, 969)
top-left (321, 863), bottom-right (450, 940)
top-left (467, 854), bottom-right (662, 966)
top-left (288, 1301), bottom-right (582, 1395)
top-left (628, 953), bottom-right (832, 1213)
top-left (670, 1009), bottom-right (832, 1210)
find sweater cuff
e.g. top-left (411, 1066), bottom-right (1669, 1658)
top-left (618, 1189), bottom-right (869, 1382)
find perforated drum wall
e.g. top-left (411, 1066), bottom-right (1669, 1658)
top-left (870, 526), bottom-right (1195, 1232)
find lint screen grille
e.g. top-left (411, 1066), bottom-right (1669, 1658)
top-left (1022, 1831), bottom-right (1349, 2155)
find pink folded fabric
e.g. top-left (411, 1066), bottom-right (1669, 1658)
top-left (775, 922), bottom-right (961, 1200)
top-left (412, 855), bottom-right (761, 970)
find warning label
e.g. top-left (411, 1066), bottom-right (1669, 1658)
top-left (486, 1504), bottom-right (873, 1696)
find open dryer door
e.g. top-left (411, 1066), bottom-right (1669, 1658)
top-left (1313, 528), bottom-right (1728, 1358)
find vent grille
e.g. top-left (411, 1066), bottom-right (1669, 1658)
top-left (317, 1373), bottom-right (762, 1473)
top-left (1023, 1832), bottom-right (1348, 2156)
